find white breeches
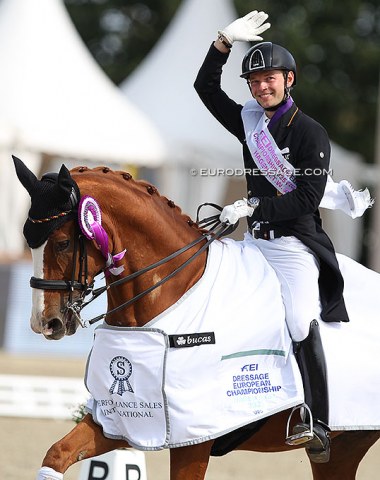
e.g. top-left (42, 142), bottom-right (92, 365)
top-left (252, 235), bottom-right (322, 342)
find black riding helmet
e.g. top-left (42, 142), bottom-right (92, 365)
top-left (241, 42), bottom-right (297, 86)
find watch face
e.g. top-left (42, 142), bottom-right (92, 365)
top-left (249, 197), bottom-right (259, 208)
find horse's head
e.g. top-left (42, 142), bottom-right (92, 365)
top-left (14, 157), bottom-right (209, 340)
top-left (14, 156), bottom-right (106, 339)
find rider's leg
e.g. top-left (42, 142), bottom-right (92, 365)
top-left (253, 236), bottom-right (321, 341)
top-left (292, 320), bottom-right (331, 463)
top-left (253, 236), bottom-right (330, 462)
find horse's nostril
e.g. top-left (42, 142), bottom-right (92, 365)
top-left (43, 318), bottom-right (64, 337)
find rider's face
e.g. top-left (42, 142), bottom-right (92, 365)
top-left (248, 70), bottom-right (294, 110)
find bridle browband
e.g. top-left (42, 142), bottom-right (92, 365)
top-left (30, 204), bottom-right (233, 328)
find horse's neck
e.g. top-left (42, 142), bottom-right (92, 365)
top-left (100, 191), bottom-right (207, 328)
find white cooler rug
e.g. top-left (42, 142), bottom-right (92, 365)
top-left (321, 253), bottom-right (380, 430)
top-left (85, 237), bottom-right (380, 450)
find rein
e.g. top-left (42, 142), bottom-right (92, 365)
top-left (31, 204), bottom-right (232, 328)
top-left (85, 220), bottom-right (228, 326)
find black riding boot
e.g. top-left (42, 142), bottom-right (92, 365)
top-left (289, 320), bottom-right (331, 463)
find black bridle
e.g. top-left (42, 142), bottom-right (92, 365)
top-left (30, 204), bottom-right (235, 328)
top-left (30, 230), bottom-right (93, 327)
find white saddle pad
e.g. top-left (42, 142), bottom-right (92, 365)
top-left (85, 238), bottom-right (380, 451)
top-left (322, 253), bottom-right (380, 430)
top-left (85, 238), bottom-right (303, 450)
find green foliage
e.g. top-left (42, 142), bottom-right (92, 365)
top-left (64, 0), bottom-right (379, 164)
top-left (64, 0), bottom-right (181, 85)
top-left (72, 402), bottom-right (87, 424)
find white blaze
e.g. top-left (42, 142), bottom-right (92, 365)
top-left (30, 242), bottom-right (47, 331)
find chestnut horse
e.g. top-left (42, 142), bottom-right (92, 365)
top-left (15, 162), bottom-right (380, 480)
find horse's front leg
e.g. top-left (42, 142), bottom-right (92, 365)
top-left (169, 440), bottom-right (213, 480)
top-left (37, 414), bottom-right (128, 479)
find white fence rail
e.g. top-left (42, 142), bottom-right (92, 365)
top-left (0, 374), bottom-right (89, 419)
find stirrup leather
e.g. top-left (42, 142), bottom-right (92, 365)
top-left (285, 404), bottom-right (314, 446)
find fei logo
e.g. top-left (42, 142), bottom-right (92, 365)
top-left (109, 356), bottom-right (134, 396)
top-left (241, 364), bottom-right (259, 372)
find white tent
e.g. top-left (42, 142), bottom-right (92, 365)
top-left (121, 0), bottom-right (249, 216)
top-left (0, 0), bottom-right (166, 256)
top-left (122, 0), bottom-right (368, 259)
top-left (0, 0), bottom-right (165, 164)
top-left (123, 0), bottom-right (249, 163)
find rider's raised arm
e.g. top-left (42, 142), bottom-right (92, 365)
top-left (194, 11), bottom-right (270, 142)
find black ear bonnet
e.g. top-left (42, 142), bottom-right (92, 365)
top-left (13, 156), bottom-right (80, 248)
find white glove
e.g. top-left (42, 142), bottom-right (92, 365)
top-left (219, 10), bottom-right (270, 45)
top-left (220, 199), bottom-right (255, 225)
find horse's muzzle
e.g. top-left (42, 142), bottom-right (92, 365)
top-left (41, 317), bottom-right (66, 340)
top-left (39, 310), bottom-right (78, 340)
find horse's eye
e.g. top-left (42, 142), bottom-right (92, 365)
top-left (56, 240), bottom-right (70, 252)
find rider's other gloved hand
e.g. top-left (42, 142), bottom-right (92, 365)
top-left (220, 199), bottom-right (255, 225)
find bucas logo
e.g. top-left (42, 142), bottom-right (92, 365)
top-left (170, 332), bottom-right (216, 348)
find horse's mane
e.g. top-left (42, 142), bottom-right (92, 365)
top-left (71, 166), bottom-right (205, 234)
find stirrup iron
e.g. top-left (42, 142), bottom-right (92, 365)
top-left (285, 404), bottom-right (314, 446)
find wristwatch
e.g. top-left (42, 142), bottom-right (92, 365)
top-left (217, 33), bottom-right (232, 49)
top-left (248, 197), bottom-right (260, 211)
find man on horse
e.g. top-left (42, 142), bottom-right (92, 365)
top-left (194, 10), bottom-right (350, 463)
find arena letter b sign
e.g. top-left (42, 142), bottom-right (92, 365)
top-left (87, 460), bottom-right (141, 479)
top-left (88, 460), bottom-right (109, 479)
top-left (79, 450), bottom-right (147, 480)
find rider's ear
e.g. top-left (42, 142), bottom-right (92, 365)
top-left (12, 155), bottom-right (38, 196)
top-left (286, 71), bottom-right (295, 88)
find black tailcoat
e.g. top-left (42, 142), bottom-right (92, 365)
top-left (194, 44), bottom-right (349, 323)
